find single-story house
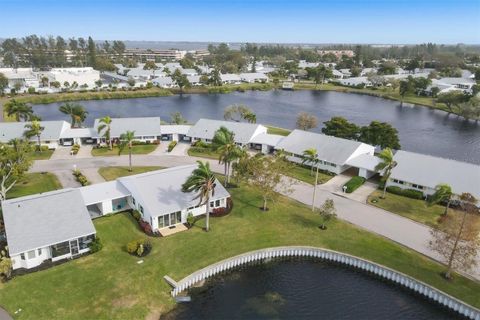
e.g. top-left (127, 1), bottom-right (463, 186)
top-left (249, 133), bottom-right (284, 154)
top-left (152, 76), bottom-right (175, 88)
top-left (275, 129), bottom-right (375, 175)
top-left (80, 180), bottom-right (131, 219)
top-left (187, 119), bottom-right (268, 146)
top-left (220, 74), bottom-right (242, 85)
top-left (2, 189), bottom-right (96, 270)
top-left (239, 72), bottom-right (269, 83)
top-left (118, 165), bottom-right (230, 231)
top-left (93, 117), bottom-right (162, 143)
top-left (0, 120), bottom-right (71, 149)
top-left (387, 150), bottom-right (480, 201)
top-left (160, 125), bottom-right (192, 141)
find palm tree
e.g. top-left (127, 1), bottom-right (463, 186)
top-left (24, 120), bottom-right (44, 152)
top-left (212, 127), bottom-right (244, 186)
top-left (375, 148), bottom-right (397, 199)
top-left (59, 103), bottom-right (88, 128)
top-left (97, 116), bottom-right (112, 150)
top-left (302, 148), bottom-right (320, 211)
top-left (181, 161), bottom-right (216, 232)
top-left (118, 131), bottom-right (135, 172)
top-left (244, 112), bottom-right (257, 123)
top-left (4, 99), bottom-right (34, 121)
top-left (428, 183), bottom-right (453, 216)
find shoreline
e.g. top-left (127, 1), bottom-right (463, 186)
top-left (0, 83), bottom-right (468, 121)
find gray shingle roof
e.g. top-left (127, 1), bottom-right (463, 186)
top-left (80, 181), bottom-right (131, 205)
top-left (391, 150), bottom-right (480, 198)
top-left (275, 129), bottom-right (373, 165)
top-left (249, 133), bottom-right (284, 146)
top-left (346, 153), bottom-right (380, 171)
top-left (187, 119), bottom-right (266, 144)
top-left (118, 165), bottom-right (230, 216)
top-left (0, 121), bottom-right (69, 143)
top-left (2, 189), bottom-right (96, 256)
top-left (93, 117), bottom-right (161, 138)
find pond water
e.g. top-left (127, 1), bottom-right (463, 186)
top-left (165, 259), bottom-right (458, 320)
top-left (32, 90), bottom-right (480, 164)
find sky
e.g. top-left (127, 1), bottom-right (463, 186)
top-left (0, 0), bottom-right (479, 44)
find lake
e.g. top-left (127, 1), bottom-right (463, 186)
top-left (165, 259), bottom-right (457, 320)
top-left (32, 90), bottom-right (480, 164)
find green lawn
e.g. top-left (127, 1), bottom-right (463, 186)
top-left (367, 190), bottom-right (457, 227)
top-left (27, 150), bottom-right (54, 160)
top-left (91, 145), bottom-right (158, 157)
top-left (285, 163), bottom-right (334, 185)
top-left (266, 125), bottom-right (291, 136)
top-left (98, 166), bottom-right (165, 181)
top-left (0, 184), bottom-right (479, 319)
top-left (187, 147), bottom-right (220, 160)
top-left (6, 172), bottom-right (62, 199)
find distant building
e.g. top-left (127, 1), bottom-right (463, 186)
top-left (123, 48), bottom-right (186, 60)
top-left (43, 67), bottom-right (100, 88)
top-left (0, 67), bottom-right (39, 92)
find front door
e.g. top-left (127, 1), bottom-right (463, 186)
top-left (70, 240), bottom-right (79, 255)
top-left (164, 215), bottom-right (171, 227)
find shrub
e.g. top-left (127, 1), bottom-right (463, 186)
top-left (167, 140), bottom-right (177, 152)
top-left (386, 186), bottom-right (424, 200)
top-left (343, 176), bottom-right (366, 193)
top-left (88, 238), bottom-right (103, 253)
top-left (126, 239), bottom-right (152, 257)
top-left (139, 219), bottom-right (153, 235)
top-left (192, 140), bottom-right (210, 148)
top-left (132, 210), bottom-right (141, 221)
top-left (72, 170), bottom-right (89, 186)
top-left (71, 144), bottom-right (80, 155)
top-left (186, 212), bottom-right (195, 227)
top-left (27, 87), bottom-right (36, 94)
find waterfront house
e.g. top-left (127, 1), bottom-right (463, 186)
top-left (220, 73), bottom-right (242, 85)
top-left (387, 150), bottom-right (480, 201)
top-left (275, 129), bottom-right (375, 175)
top-left (93, 117), bottom-right (162, 143)
top-left (187, 118), bottom-right (267, 146)
top-left (2, 189), bottom-right (96, 270)
top-left (239, 72), bottom-right (269, 83)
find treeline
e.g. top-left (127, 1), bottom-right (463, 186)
top-left (0, 34), bottom-right (126, 70)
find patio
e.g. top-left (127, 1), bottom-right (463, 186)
top-left (158, 224), bottom-right (188, 237)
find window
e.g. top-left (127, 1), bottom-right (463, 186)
top-left (215, 200), bottom-right (220, 207)
top-left (210, 201), bottom-right (214, 208)
top-left (51, 241), bottom-right (71, 258)
top-left (79, 235), bottom-right (95, 250)
top-left (412, 184), bottom-right (424, 190)
top-left (21, 253), bottom-right (25, 260)
top-left (393, 179), bottom-right (404, 185)
top-left (132, 197), bottom-right (136, 205)
top-left (140, 205), bottom-right (144, 214)
top-left (28, 250), bottom-right (35, 259)
top-left (38, 249), bottom-right (42, 256)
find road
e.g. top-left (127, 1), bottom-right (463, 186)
top-left (30, 151), bottom-right (480, 281)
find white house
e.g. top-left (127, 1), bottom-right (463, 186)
top-left (220, 73), bottom-right (242, 85)
top-left (118, 166), bottom-right (230, 231)
top-left (249, 133), bottom-right (284, 154)
top-left (275, 129), bottom-right (375, 175)
top-left (93, 117), bottom-right (162, 143)
top-left (387, 150), bottom-right (480, 201)
top-left (45, 67), bottom-right (100, 88)
top-left (152, 76), bottom-right (175, 88)
top-left (428, 77), bottom-right (476, 95)
top-left (160, 125), bottom-right (192, 142)
top-left (0, 120), bottom-right (72, 149)
top-left (0, 68), bottom-right (39, 92)
top-left (2, 189), bottom-right (96, 270)
top-left (239, 72), bottom-right (269, 83)
top-left (187, 119), bottom-right (268, 146)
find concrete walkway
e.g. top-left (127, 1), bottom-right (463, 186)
top-left (53, 170), bottom-right (81, 188)
top-left (29, 153), bottom-right (480, 281)
top-left (0, 307), bottom-right (13, 320)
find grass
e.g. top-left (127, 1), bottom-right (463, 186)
top-left (91, 145), bottom-right (158, 157)
top-left (266, 125), bottom-right (291, 136)
top-left (0, 184), bottom-right (479, 320)
top-left (98, 166), bottom-right (165, 181)
top-left (6, 172), bottom-right (62, 199)
top-left (367, 190), bottom-right (457, 227)
top-left (285, 163), bottom-right (334, 185)
top-left (187, 146), bottom-right (220, 160)
top-left (27, 150), bottom-right (54, 160)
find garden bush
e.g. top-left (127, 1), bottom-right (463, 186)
top-left (126, 239), bottom-right (152, 257)
top-left (88, 238), bottom-right (103, 253)
top-left (167, 140), bottom-right (177, 152)
top-left (72, 170), bottom-right (89, 186)
top-left (343, 176), bottom-right (366, 193)
top-left (192, 140), bottom-right (210, 148)
top-left (71, 144), bottom-right (80, 155)
top-left (138, 219), bottom-right (153, 235)
top-left (386, 186), bottom-right (424, 200)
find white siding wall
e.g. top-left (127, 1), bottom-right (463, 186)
top-left (386, 179), bottom-right (432, 197)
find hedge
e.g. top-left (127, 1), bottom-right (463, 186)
top-left (386, 186), bottom-right (424, 200)
top-left (343, 176), bottom-right (366, 193)
top-left (167, 140), bottom-right (177, 152)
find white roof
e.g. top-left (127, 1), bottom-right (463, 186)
top-left (60, 127), bottom-right (96, 139)
top-left (187, 119), bottom-right (266, 144)
top-left (2, 189), bottom-right (96, 256)
top-left (391, 150), bottom-right (480, 199)
top-left (239, 72), bottom-right (269, 81)
top-left (93, 117), bottom-right (161, 138)
top-left (161, 125), bottom-right (191, 135)
top-left (437, 77), bottom-right (475, 85)
top-left (346, 153), bottom-right (381, 171)
top-left (249, 133), bottom-right (284, 146)
top-left (152, 77), bottom-right (174, 86)
top-left (0, 121), bottom-right (70, 143)
top-left (275, 129), bottom-right (373, 165)
top-left (80, 181), bottom-right (131, 205)
top-left (221, 74), bottom-right (241, 82)
top-left (118, 166), bottom-right (230, 216)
